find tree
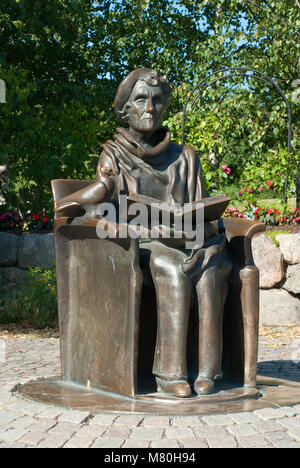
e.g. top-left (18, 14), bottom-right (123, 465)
top-left (0, 0), bottom-right (299, 211)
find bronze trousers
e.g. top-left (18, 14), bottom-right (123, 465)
top-left (140, 239), bottom-right (232, 381)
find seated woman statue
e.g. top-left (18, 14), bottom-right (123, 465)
top-left (56, 68), bottom-right (232, 398)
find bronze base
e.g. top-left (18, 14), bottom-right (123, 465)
top-left (14, 376), bottom-right (300, 415)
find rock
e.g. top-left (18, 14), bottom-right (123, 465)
top-left (275, 233), bottom-right (300, 265)
top-left (283, 264), bottom-right (300, 295)
top-left (1, 267), bottom-right (28, 285)
top-left (18, 233), bottom-right (55, 269)
top-left (252, 234), bottom-right (285, 288)
top-left (0, 232), bottom-right (19, 266)
top-left (259, 289), bottom-right (300, 326)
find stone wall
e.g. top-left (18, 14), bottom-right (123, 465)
top-left (1, 230), bottom-right (300, 327)
top-left (252, 233), bottom-right (300, 326)
top-left (0, 232), bottom-right (54, 297)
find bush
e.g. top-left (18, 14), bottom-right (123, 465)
top-left (0, 267), bottom-right (58, 328)
top-left (0, 208), bottom-right (53, 232)
top-left (224, 203), bottom-right (300, 226)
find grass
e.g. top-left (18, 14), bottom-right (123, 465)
top-left (264, 230), bottom-right (291, 246)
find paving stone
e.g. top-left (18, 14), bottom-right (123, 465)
top-left (202, 414), bottom-right (234, 426)
top-left (227, 423), bottom-right (257, 437)
top-left (18, 431), bottom-right (47, 446)
top-left (172, 416), bottom-right (202, 426)
top-left (228, 412), bottom-right (260, 425)
top-left (129, 427), bottom-right (164, 441)
top-left (277, 417), bottom-right (300, 431)
top-left (151, 439), bottom-right (179, 448)
top-left (123, 439), bottom-right (151, 448)
top-left (206, 435), bottom-right (238, 448)
top-left (143, 416), bottom-right (171, 427)
top-left (92, 437), bottom-right (124, 448)
top-left (264, 430), bottom-right (300, 448)
top-left (37, 433), bottom-right (70, 448)
top-left (114, 415), bottom-right (144, 426)
top-left (57, 410), bottom-right (90, 424)
top-left (0, 442), bottom-right (27, 448)
top-left (27, 419), bottom-right (57, 432)
top-left (48, 422), bottom-right (79, 436)
top-left (0, 410), bottom-right (25, 425)
top-left (237, 434), bottom-right (272, 448)
top-left (90, 414), bottom-right (117, 426)
top-left (8, 402), bottom-right (42, 416)
top-left (10, 415), bottom-right (36, 429)
top-left (253, 407), bottom-right (298, 420)
top-left (179, 438), bottom-right (208, 448)
top-left (103, 425), bottom-right (131, 439)
top-left (62, 428), bottom-right (100, 448)
top-left (193, 425), bottom-right (228, 438)
top-left (252, 419), bottom-right (284, 434)
top-left (37, 407), bottom-right (65, 419)
top-left (286, 427), bottom-right (300, 442)
top-left (63, 438), bottom-right (93, 448)
top-left (165, 427), bottom-right (194, 439)
top-left (75, 425), bottom-right (107, 438)
top-left (0, 428), bottom-right (28, 442)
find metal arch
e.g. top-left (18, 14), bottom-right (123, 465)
top-left (0, 79), bottom-right (6, 104)
top-left (181, 67), bottom-right (292, 202)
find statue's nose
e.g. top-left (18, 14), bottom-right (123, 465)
top-left (146, 98), bottom-right (154, 113)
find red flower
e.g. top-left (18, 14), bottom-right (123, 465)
top-left (295, 217), bottom-right (300, 223)
top-left (268, 209), bottom-right (272, 214)
top-left (33, 214), bottom-right (39, 221)
top-left (42, 216), bottom-right (48, 223)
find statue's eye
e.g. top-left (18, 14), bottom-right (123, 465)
top-left (135, 95), bottom-right (147, 102)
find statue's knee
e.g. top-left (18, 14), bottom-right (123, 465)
top-left (151, 256), bottom-right (189, 287)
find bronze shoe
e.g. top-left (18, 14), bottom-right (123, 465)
top-left (194, 378), bottom-right (215, 395)
top-left (156, 377), bottom-right (192, 398)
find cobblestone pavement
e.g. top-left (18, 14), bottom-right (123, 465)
top-left (0, 329), bottom-right (300, 448)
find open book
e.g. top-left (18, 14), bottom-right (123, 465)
top-left (127, 193), bottom-right (231, 224)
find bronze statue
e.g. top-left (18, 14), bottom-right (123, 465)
top-left (56, 68), bottom-right (233, 398)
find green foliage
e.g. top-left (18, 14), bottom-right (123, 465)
top-left (264, 230), bottom-right (291, 246)
top-left (0, 267), bottom-right (58, 328)
top-left (0, 0), bottom-right (299, 211)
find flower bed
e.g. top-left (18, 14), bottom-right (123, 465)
top-left (224, 204), bottom-right (300, 226)
top-left (0, 209), bottom-right (53, 233)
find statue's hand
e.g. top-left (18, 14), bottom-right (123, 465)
top-left (96, 165), bottom-right (115, 198)
top-left (96, 165), bottom-right (116, 180)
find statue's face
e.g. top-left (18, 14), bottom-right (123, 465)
top-left (125, 80), bottom-right (166, 134)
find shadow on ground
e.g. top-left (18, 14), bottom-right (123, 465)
top-left (258, 360), bottom-right (300, 383)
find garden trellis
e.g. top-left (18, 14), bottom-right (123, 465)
top-left (181, 68), bottom-right (293, 203)
top-left (0, 80), bottom-right (5, 104)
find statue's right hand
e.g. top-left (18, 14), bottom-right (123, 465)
top-left (96, 165), bottom-right (115, 180)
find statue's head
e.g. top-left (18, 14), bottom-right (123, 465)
top-left (114, 68), bottom-right (172, 135)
